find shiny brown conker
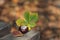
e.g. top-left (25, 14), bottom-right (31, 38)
top-left (18, 26), bottom-right (29, 34)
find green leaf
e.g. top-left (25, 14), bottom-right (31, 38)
top-left (30, 13), bottom-right (38, 23)
top-left (24, 11), bottom-right (30, 23)
top-left (16, 11), bottom-right (38, 29)
top-left (22, 20), bottom-right (28, 26)
top-left (24, 11), bottom-right (38, 28)
top-left (29, 23), bottom-right (36, 28)
top-left (16, 19), bottom-right (23, 26)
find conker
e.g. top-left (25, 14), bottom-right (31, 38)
top-left (19, 26), bottom-right (29, 34)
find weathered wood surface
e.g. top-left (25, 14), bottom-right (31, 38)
top-left (0, 30), bottom-right (40, 40)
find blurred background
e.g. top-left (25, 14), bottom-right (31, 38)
top-left (0, 0), bottom-right (60, 40)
